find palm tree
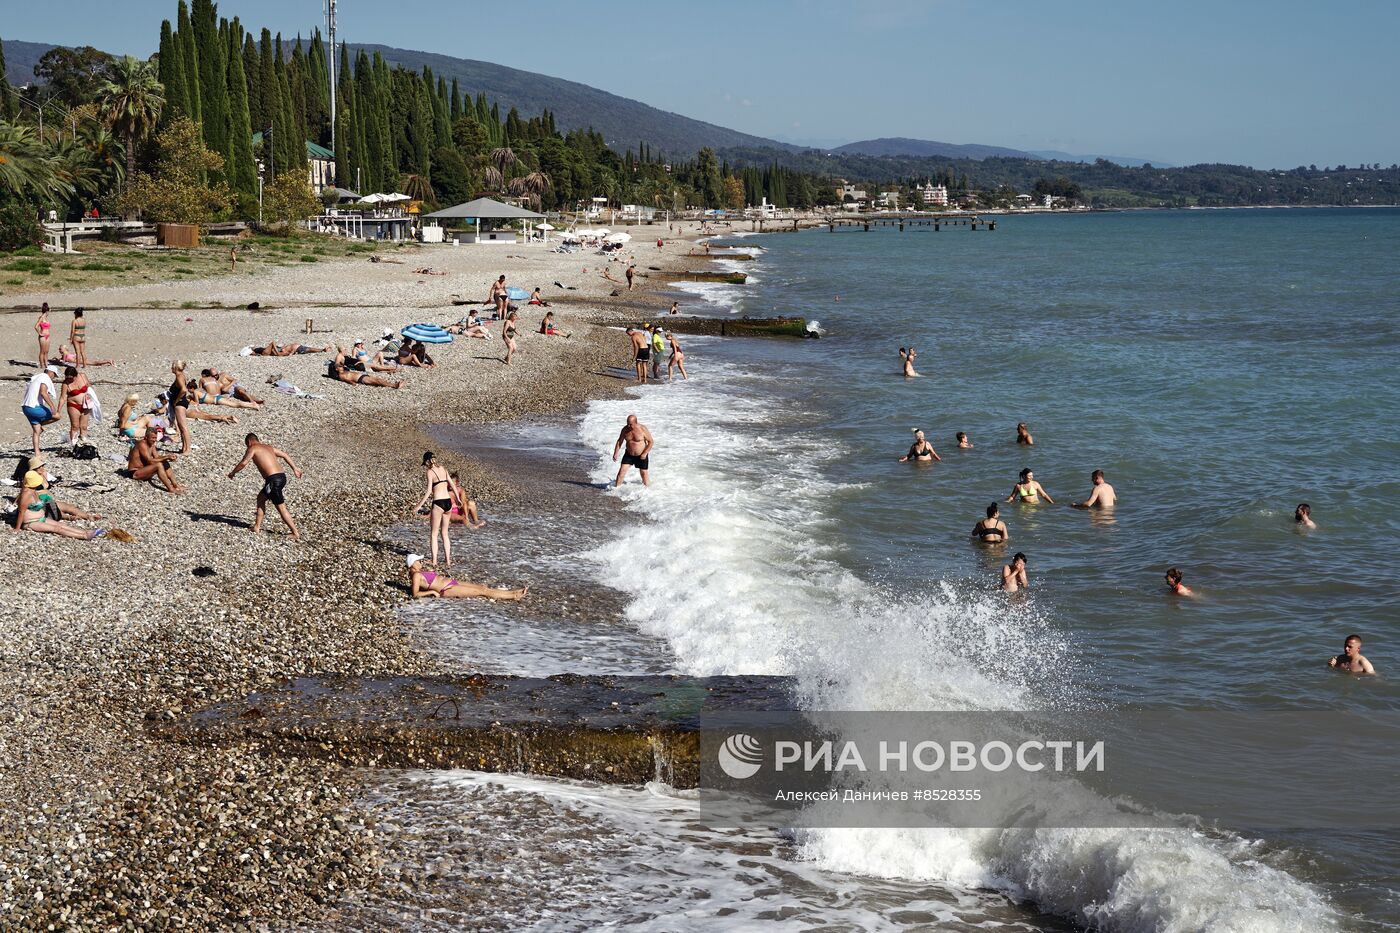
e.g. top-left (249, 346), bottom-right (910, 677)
top-left (0, 121), bottom-right (73, 200)
top-left (400, 172), bottom-right (434, 203)
top-left (98, 56), bottom-right (164, 192)
top-left (490, 146), bottom-right (517, 180)
top-left (483, 165), bottom-right (503, 191)
top-left (508, 170), bottom-right (551, 209)
top-left (80, 122), bottom-right (126, 194)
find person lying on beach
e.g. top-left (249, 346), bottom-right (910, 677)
top-left (1295, 503), bottom-right (1316, 529)
top-left (327, 360), bottom-right (402, 389)
top-left (538, 311), bottom-right (570, 337)
top-left (194, 377), bottom-right (262, 410)
top-left (899, 347), bottom-right (922, 378)
top-left (58, 344), bottom-right (113, 367)
top-left (116, 394), bottom-right (165, 443)
top-left (11, 467), bottom-right (108, 540)
top-left (1008, 468), bottom-right (1053, 504)
top-left (124, 431), bottom-right (184, 493)
top-left (1164, 567), bottom-right (1194, 597)
top-left (956, 432), bottom-right (973, 449)
top-left (1072, 470), bottom-right (1117, 509)
top-left (1017, 422), bottom-right (1035, 445)
top-left (413, 267), bottom-right (447, 276)
top-left (446, 315), bottom-right (492, 339)
top-left (1329, 634), bottom-right (1375, 675)
top-left (229, 432), bottom-right (304, 540)
top-left (171, 386), bottom-right (239, 426)
top-left (406, 554), bottom-right (527, 600)
top-left (343, 340), bottom-right (400, 372)
top-left (1002, 553), bottom-right (1029, 593)
top-left (528, 287), bottom-right (550, 307)
top-left (899, 429), bottom-right (941, 462)
top-left (600, 267), bottom-right (621, 284)
top-left (973, 504), bottom-right (1008, 544)
top-left (667, 332), bottom-right (687, 381)
top-left (203, 367), bottom-right (265, 405)
top-left (251, 341), bottom-right (332, 356)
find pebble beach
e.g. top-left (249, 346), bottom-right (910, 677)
top-left (0, 225), bottom-right (708, 929)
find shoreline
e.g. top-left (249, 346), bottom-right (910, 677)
top-left (0, 223), bottom-right (714, 928)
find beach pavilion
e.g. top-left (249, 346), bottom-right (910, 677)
top-left (422, 197), bottom-right (545, 245)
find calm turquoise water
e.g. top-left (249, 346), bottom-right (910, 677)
top-left (579, 208), bottom-right (1400, 929)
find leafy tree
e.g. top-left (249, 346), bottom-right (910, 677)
top-left (33, 47), bottom-right (115, 108)
top-left (429, 145), bottom-right (472, 205)
top-left (0, 200), bottom-right (41, 251)
top-left (261, 172), bottom-right (318, 227)
top-left (0, 122), bottom-right (74, 201)
top-left (98, 56), bottom-right (166, 192)
top-left (722, 175), bottom-right (745, 210)
top-left (116, 115), bottom-right (230, 223)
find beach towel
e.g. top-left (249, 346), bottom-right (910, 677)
top-left (239, 346), bottom-right (254, 356)
top-left (271, 379), bottom-right (324, 399)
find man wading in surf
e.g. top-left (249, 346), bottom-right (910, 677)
top-left (612, 414), bottom-right (654, 487)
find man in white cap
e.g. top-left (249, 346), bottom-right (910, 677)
top-left (21, 365), bottom-right (61, 455)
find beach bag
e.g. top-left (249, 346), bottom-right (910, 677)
top-left (70, 443), bottom-right (99, 461)
top-left (42, 498), bottom-right (63, 522)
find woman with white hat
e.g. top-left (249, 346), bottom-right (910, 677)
top-left (405, 553), bottom-right (527, 600)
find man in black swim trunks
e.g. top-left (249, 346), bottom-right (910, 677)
top-left (628, 328), bottom-right (650, 384)
top-left (228, 432), bottom-right (305, 540)
top-left (612, 414), bottom-right (654, 487)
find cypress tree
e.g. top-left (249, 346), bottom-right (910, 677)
top-left (157, 20), bottom-right (188, 122)
top-left (307, 31), bottom-right (330, 146)
top-left (450, 78), bottom-right (461, 120)
top-left (244, 34), bottom-right (260, 133)
top-left (273, 40), bottom-right (297, 176)
top-left (0, 37), bottom-right (13, 121)
top-left (373, 55), bottom-right (395, 189)
top-left (355, 51), bottom-right (381, 191)
top-left (177, 0), bottom-right (202, 127)
top-left (225, 18), bottom-right (256, 202)
top-left (257, 29), bottom-right (278, 140)
top-left (192, 0), bottom-right (227, 162)
top-left (289, 38), bottom-right (310, 153)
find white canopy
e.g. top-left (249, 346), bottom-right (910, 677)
top-left (536, 222), bottom-right (556, 230)
top-left (359, 193), bottom-right (387, 203)
top-left (604, 232), bottom-right (632, 243)
top-left (381, 193), bottom-right (411, 202)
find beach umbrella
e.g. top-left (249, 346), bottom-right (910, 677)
top-left (381, 193), bottom-right (411, 202)
top-left (506, 286), bottom-right (531, 301)
top-left (360, 193), bottom-right (387, 203)
top-left (401, 323), bottom-right (454, 344)
top-left (536, 222), bottom-right (556, 230)
top-left (594, 228), bottom-right (611, 235)
top-left (604, 232), bottom-right (632, 244)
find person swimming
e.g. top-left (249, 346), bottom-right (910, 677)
top-left (1295, 503), bottom-right (1316, 529)
top-left (972, 503), bottom-right (1008, 544)
top-left (1072, 470), bottom-right (1117, 509)
top-left (899, 347), bottom-right (922, 378)
top-left (1328, 633), bottom-right (1375, 675)
top-left (1001, 553), bottom-right (1028, 593)
top-left (1007, 468), bottom-right (1053, 504)
top-left (956, 432), bottom-right (973, 449)
top-left (898, 429), bottom-right (941, 462)
top-left (1164, 567), bottom-right (1194, 597)
top-left (1017, 422), bottom-right (1035, 445)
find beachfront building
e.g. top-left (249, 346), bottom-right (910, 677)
top-left (251, 133), bottom-right (336, 194)
top-left (917, 182), bottom-right (949, 206)
top-left (422, 197), bottom-right (545, 245)
top-left (880, 191), bottom-right (901, 209)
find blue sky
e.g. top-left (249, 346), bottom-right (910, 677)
top-left (6, 0), bottom-right (1397, 168)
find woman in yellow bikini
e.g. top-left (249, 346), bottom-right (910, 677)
top-left (1007, 468), bottom-right (1053, 505)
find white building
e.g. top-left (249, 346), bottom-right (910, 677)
top-left (917, 181), bottom-right (948, 206)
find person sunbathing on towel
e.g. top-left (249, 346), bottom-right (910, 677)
top-left (327, 360), bottom-right (402, 389)
top-left (251, 341), bottom-right (331, 356)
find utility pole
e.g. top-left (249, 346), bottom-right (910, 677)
top-left (326, 0), bottom-right (338, 168)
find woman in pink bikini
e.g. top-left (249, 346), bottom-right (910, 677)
top-left (35, 304), bottom-right (51, 367)
top-left (405, 554), bottom-right (527, 600)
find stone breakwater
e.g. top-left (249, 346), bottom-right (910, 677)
top-left (0, 226), bottom-right (715, 929)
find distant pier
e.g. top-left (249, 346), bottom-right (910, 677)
top-left (825, 213), bottom-right (995, 232)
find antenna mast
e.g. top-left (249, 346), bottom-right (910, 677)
top-left (326, 0), bottom-right (338, 171)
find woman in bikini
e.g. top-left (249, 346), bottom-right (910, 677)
top-left (181, 380), bottom-right (240, 425)
top-left (168, 361), bottom-right (193, 453)
top-left (57, 366), bottom-right (92, 445)
top-left (1016, 422), bottom-right (1035, 445)
top-left (415, 452), bottom-right (457, 566)
top-left (666, 332), bottom-right (687, 381)
top-left (502, 311), bottom-right (519, 365)
top-left (13, 470), bottom-right (107, 540)
top-left (116, 394), bottom-right (161, 443)
top-left (70, 309), bottom-right (87, 369)
top-left (406, 554), bottom-right (527, 600)
top-left (195, 373), bottom-right (262, 410)
top-left (35, 304), bottom-right (51, 367)
top-left (898, 429), bottom-right (941, 462)
top-left (972, 503), bottom-right (1008, 544)
top-left (1007, 468), bottom-right (1053, 505)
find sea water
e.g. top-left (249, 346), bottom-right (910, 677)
top-left (413, 209), bottom-right (1399, 930)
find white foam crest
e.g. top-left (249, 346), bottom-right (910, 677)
top-left (574, 358), bottom-right (1338, 931)
top-left (668, 279), bottom-right (745, 314)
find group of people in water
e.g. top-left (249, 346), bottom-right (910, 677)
top-left (900, 411), bottom-right (1370, 674)
top-left (625, 325), bottom-right (686, 384)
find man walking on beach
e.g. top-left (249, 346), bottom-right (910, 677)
top-left (612, 414), bottom-right (654, 487)
top-left (21, 364), bottom-right (61, 455)
top-left (626, 264), bottom-right (636, 290)
top-left (228, 433), bottom-right (305, 540)
top-left (628, 328), bottom-right (650, 383)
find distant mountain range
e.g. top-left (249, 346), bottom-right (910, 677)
top-left (5, 37), bottom-right (1166, 168)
